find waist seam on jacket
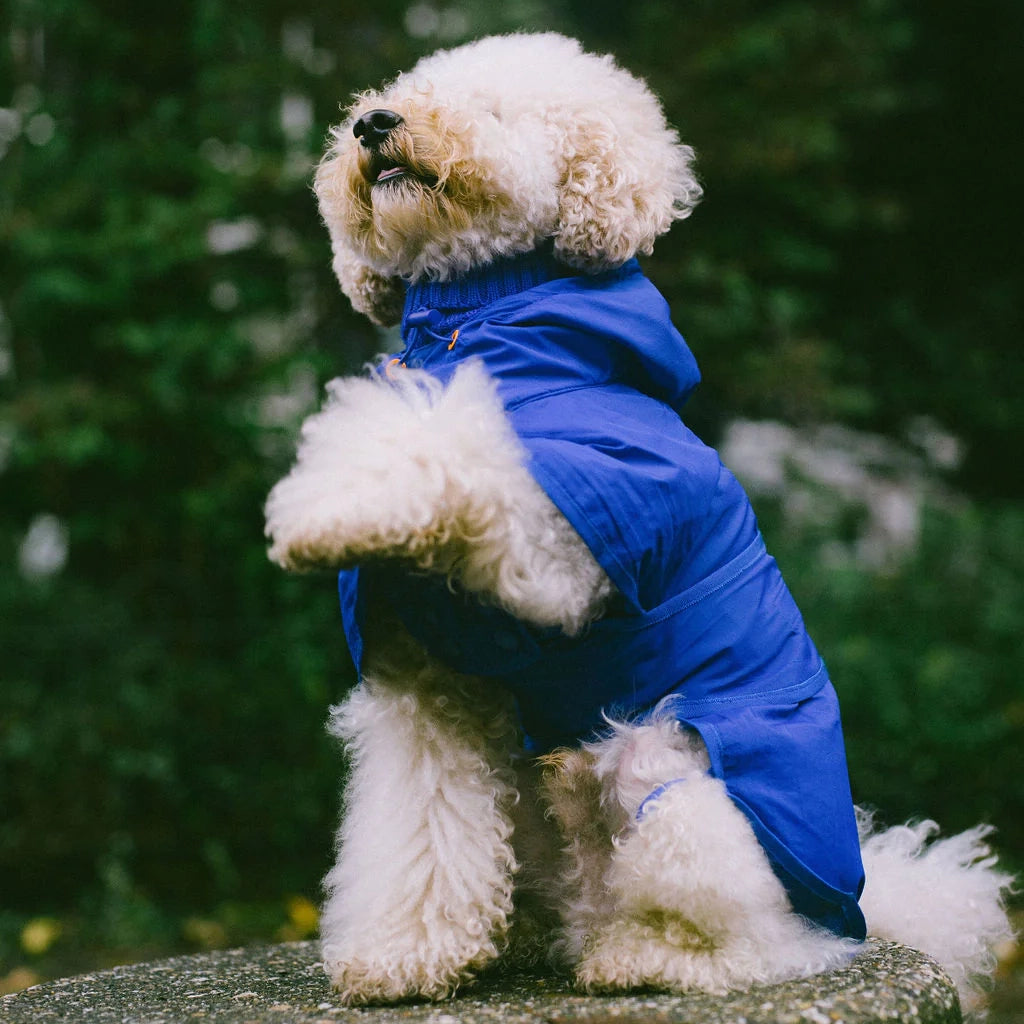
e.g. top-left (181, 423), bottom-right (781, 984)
top-left (670, 663), bottom-right (829, 715)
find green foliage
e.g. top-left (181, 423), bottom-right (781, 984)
top-left (760, 498), bottom-right (1024, 863)
top-left (0, 0), bottom-right (374, 915)
top-left (0, 0), bottom-right (1021, 972)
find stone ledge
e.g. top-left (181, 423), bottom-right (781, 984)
top-left (0, 939), bottom-right (961, 1024)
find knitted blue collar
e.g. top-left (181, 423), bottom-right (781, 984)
top-left (400, 247), bottom-right (570, 336)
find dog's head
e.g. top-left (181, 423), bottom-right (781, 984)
top-left (315, 32), bottom-right (702, 326)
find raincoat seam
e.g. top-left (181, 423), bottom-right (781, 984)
top-left (672, 662), bottom-right (828, 715)
top-left (506, 381), bottom-right (611, 413)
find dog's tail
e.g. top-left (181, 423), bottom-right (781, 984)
top-left (857, 809), bottom-right (1016, 1016)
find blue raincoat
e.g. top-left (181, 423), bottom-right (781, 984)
top-left (337, 248), bottom-right (866, 940)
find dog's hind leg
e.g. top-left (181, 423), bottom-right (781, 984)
top-left (573, 717), bottom-right (857, 994)
top-left (320, 622), bottom-right (519, 1003)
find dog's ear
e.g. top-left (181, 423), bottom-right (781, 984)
top-left (331, 245), bottom-right (405, 328)
top-left (554, 112), bottom-right (702, 272)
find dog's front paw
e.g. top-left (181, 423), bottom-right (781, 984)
top-left (322, 937), bottom-right (500, 1004)
top-left (265, 364), bottom-right (516, 574)
top-left (265, 467), bottom-right (444, 572)
top-left (264, 371), bottom-right (463, 572)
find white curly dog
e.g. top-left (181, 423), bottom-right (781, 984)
top-left (266, 32), bottom-right (1013, 1012)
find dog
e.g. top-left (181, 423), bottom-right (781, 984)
top-left (265, 32), bottom-right (1013, 1012)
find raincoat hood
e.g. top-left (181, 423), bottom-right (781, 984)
top-left (398, 247), bottom-right (702, 416)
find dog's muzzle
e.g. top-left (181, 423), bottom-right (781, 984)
top-left (353, 109), bottom-right (404, 148)
top-left (352, 109), bottom-right (428, 189)
top-left (353, 109), bottom-right (416, 186)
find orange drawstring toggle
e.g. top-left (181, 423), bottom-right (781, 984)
top-left (448, 329), bottom-right (459, 351)
top-left (386, 357), bottom-right (406, 378)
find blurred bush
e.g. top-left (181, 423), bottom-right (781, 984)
top-left (759, 495), bottom-right (1024, 861)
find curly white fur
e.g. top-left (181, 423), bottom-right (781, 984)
top-left (546, 715), bottom-right (1013, 1010)
top-left (321, 616), bottom-right (520, 1002)
top-left (858, 811), bottom-right (1016, 1015)
top-left (265, 361), bottom-right (611, 634)
top-left (546, 717), bottom-right (859, 994)
top-left (266, 30), bottom-right (1015, 1013)
top-left (314, 32), bottom-right (701, 325)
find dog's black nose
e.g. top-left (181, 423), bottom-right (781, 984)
top-left (353, 109), bottom-right (404, 147)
